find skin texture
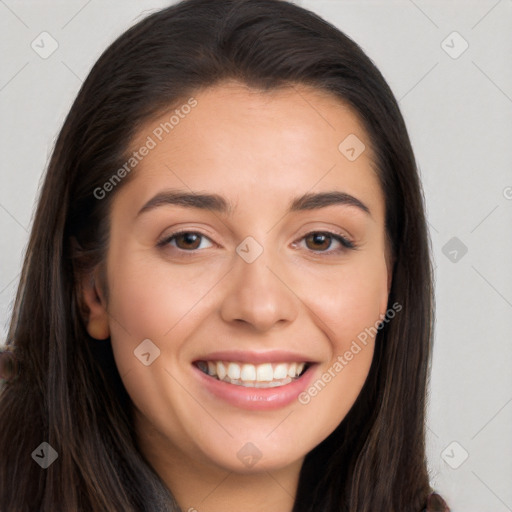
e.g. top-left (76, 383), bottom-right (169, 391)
top-left (81, 81), bottom-right (392, 512)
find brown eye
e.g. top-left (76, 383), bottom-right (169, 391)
top-left (304, 232), bottom-right (334, 251)
top-left (175, 232), bottom-right (202, 250)
top-left (298, 231), bottom-right (355, 253)
top-left (158, 231), bottom-right (213, 251)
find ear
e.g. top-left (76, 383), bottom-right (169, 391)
top-left (79, 268), bottom-right (110, 340)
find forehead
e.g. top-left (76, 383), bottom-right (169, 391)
top-left (121, 80), bottom-right (384, 221)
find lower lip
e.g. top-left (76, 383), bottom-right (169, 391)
top-left (192, 364), bottom-right (316, 411)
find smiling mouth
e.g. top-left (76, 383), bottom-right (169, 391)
top-left (194, 360), bottom-right (311, 388)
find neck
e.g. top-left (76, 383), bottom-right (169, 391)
top-left (135, 414), bottom-right (302, 512)
top-left (167, 462), bottom-right (300, 512)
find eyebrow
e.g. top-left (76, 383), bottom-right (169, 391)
top-left (137, 190), bottom-right (230, 216)
top-left (289, 191), bottom-right (370, 215)
top-left (136, 190), bottom-right (371, 217)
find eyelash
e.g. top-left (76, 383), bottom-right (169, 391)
top-left (157, 229), bottom-right (357, 255)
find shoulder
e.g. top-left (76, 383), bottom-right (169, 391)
top-left (425, 492), bottom-right (450, 512)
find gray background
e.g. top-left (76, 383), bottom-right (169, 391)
top-left (1, 1), bottom-right (511, 510)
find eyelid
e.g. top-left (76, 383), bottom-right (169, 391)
top-left (156, 228), bottom-right (216, 250)
top-left (293, 229), bottom-right (357, 254)
top-left (157, 228), bottom-right (357, 254)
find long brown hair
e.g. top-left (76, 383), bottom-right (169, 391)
top-left (0, 0), bottom-right (446, 510)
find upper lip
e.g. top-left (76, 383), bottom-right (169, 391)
top-left (193, 350), bottom-right (316, 364)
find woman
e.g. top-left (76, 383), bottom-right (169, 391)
top-left (0, 0), bottom-right (449, 510)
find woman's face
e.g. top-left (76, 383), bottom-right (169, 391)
top-left (84, 81), bottom-right (391, 476)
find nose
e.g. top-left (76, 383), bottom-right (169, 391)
top-left (219, 247), bottom-right (298, 333)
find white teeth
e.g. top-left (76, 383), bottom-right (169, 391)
top-left (273, 363), bottom-right (288, 380)
top-left (217, 361), bottom-right (227, 380)
top-left (227, 362), bottom-right (241, 380)
top-left (256, 363), bottom-right (273, 382)
top-left (218, 377), bottom-right (293, 388)
top-left (241, 364), bottom-right (256, 381)
top-left (287, 362), bottom-right (297, 378)
top-left (197, 360), bottom-right (308, 387)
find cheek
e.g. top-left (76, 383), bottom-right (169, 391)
top-left (304, 256), bottom-right (389, 347)
top-left (104, 250), bottom-right (224, 372)
top-left (296, 342), bottom-right (375, 446)
top-left (292, 256), bottom-right (388, 428)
